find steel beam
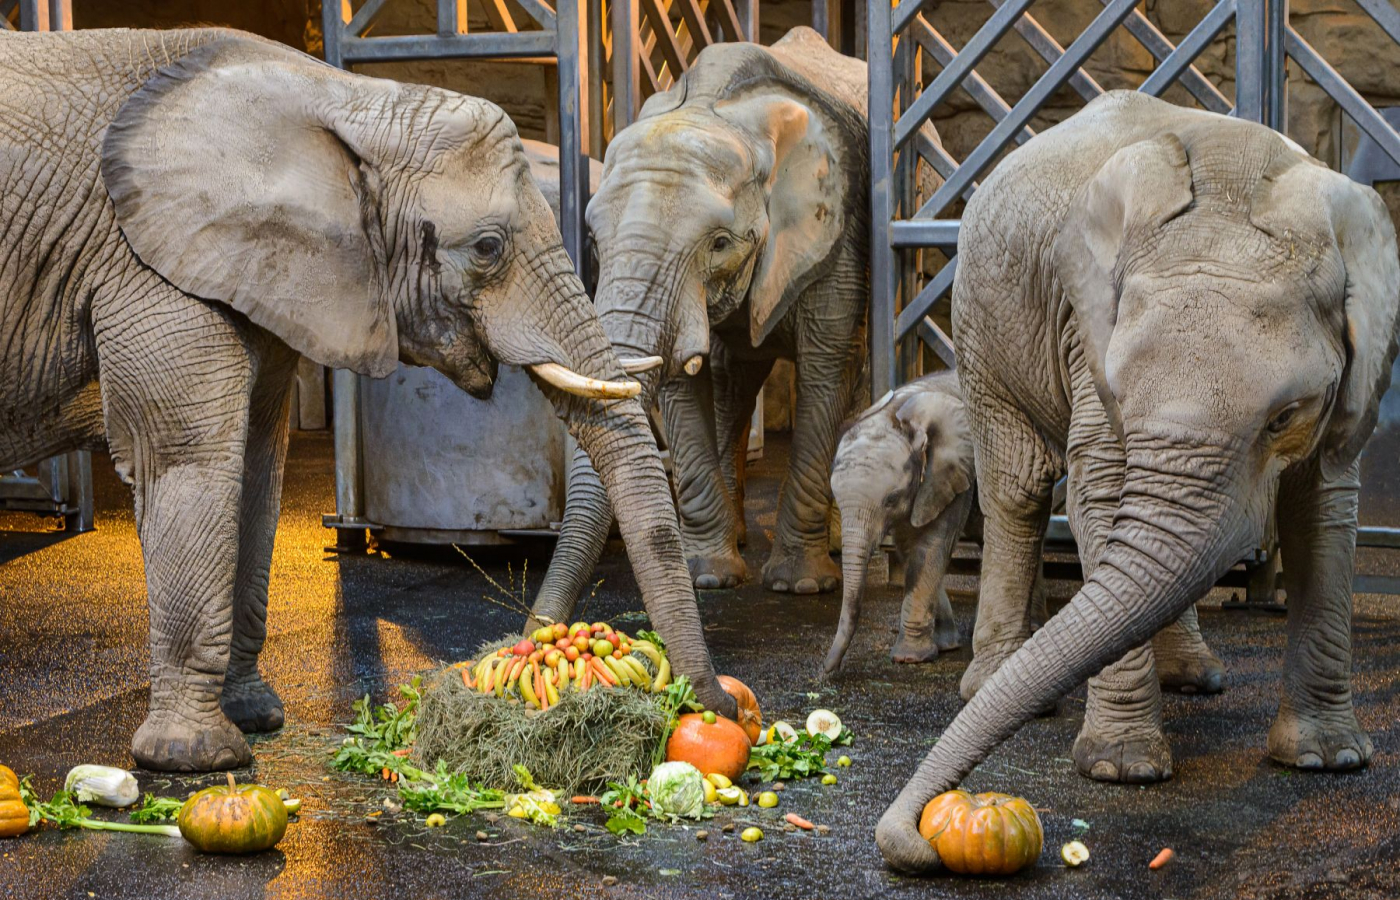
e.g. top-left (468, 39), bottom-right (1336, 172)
top-left (1287, 26), bottom-right (1400, 167)
top-left (1139, 0), bottom-right (1235, 99)
top-left (557, 0), bottom-right (590, 269)
top-left (341, 32), bottom-right (556, 63)
top-left (868, 0), bottom-right (897, 399)
top-left (1235, 0), bottom-right (1266, 122)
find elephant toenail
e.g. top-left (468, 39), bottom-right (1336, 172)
top-left (1089, 761), bottom-right (1118, 781)
top-left (1125, 762), bottom-right (1160, 783)
top-left (1179, 685), bottom-right (1198, 695)
top-left (695, 575), bottom-right (720, 590)
top-left (794, 578), bottom-right (819, 594)
top-left (771, 580), bottom-right (790, 592)
top-left (1335, 749), bottom-right (1360, 768)
top-left (820, 577), bottom-right (839, 592)
top-left (1202, 672), bottom-right (1223, 693)
top-left (1296, 752), bottom-right (1323, 769)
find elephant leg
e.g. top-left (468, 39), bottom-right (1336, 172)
top-left (711, 343), bottom-right (774, 549)
top-left (222, 337), bottom-right (299, 733)
top-left (960, 391), bottom-right (1059, 701)
top-left (1064, 374), bottom-right (1171, 783)
top-left (1267, 460), bottom-right (1372, 771)
top-left (1153, 603), bottom-right (1225, 695)
top-left (762, 338), bottom-right (858, 595)
top-left (893, 492), bottom-right (972, 663)
top-left (97, 298), bottom-right (254, 771)
top-left (660, 371), bottom-right (746, 590)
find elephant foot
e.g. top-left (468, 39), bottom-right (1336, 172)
top-left (891, 624), bottom-right (961, 664)
top-left (763, 545), bottom-right (840, 594)
top-left (133, 711), bottom-right (252, 772)
top-left (1156, 648), bottom-right (1225, 695)
top-left (1073, 724), bottom-right (1173, 784)
top-left (1267, 706), bottom-right (1373, 771)
top-left (686, 547), bottom-right (747, 590)
top-left (222, 675), bottom-right (286, 733)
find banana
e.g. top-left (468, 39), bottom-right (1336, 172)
top-left (543, 673), bottom-right (560, 706)
top-left (603, 655), bottom-right (631, 687)
top-left (519, 666), bottom-right (539, 707)
top-left (621, 655), bottom-right (652, 687)
top-left (572, 657), bottom-right (586, 687)
top-left (630, 642), bottom-right (664, 668)
top-left (652, 657), bottom-right (671, 692)
top-left (557, 659), bottom-right (570, 691)
top-left (499, 657), bottom-right (521, 698)
top-left (481, 658), bottom-right (500, 694)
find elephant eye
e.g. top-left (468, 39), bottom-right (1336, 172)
top-left (470, 233), bottom-right (504, 268)
top-left (1267, 404), bottom-right (1299, 434)
top-left (711, 235), bottom-right (731, 253)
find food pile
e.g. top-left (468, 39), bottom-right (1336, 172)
top-left (455, 621), bottom-right (671, 707)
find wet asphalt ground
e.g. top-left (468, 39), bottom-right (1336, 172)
top-left (2, 431), bottom-right (1399, 900)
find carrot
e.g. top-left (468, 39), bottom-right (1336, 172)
top-left (391, 748), bottom-right (412, 758)
top-left (589, 656), bottom-right (618, 686)
top-left (785, 813), bottom-right (814, 831)
top-left (581, 665), bottom-right (593, 691)
top-left (571, 796), bottom-right (599, 805)
top-left (534, 663), bottom-right (548, 711)
top-left (461, 668), bottom-right (474, 689)
top-left (481, 660), bottom-right (497, 693)
top-left (1149, 848), bottom-right (1174, 870)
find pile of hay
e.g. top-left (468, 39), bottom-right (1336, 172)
top-left (414, 655), bottom-right (669, 794)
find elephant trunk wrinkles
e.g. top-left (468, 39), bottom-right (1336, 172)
top-left (824, 506), bottom-right (880, 675)
top-left (530, 268), bottom-right (736, 719)
top-left (876, 434), bottom-right (1249, 873)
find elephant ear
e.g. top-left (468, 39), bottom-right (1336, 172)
top-left (716, 94), bottom-right (847, 347)
top-left (101, 37), bottom-right (399, 377)
top-left (1054, 134), bottom-right (1194, 425)
top-left (1251, 153), bottom-right (1400, 481)
top-left (896, 391), bottom-right (973, 528)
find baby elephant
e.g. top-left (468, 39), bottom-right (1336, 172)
top-left (824, 372), bottom-right (975, 673)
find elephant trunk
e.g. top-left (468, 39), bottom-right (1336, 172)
top-left (522, 253), bottom-right (736, 719)
top-left (876, 433), bottom-right (1251, 873)
top-left (823, 505), bottom-right (881, 675)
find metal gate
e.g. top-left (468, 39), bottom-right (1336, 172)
top-left (866, 0), bottom-right (1400, 591)
top-left (1, 0), bottom-right (95, 534)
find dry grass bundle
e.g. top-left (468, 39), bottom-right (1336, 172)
top-left (414, 659), bottom-right (668, 794)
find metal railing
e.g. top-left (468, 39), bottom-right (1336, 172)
top-left (867, 0), bottom-right (1400, 592)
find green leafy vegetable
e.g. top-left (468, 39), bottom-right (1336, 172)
top-left (746, 729), bottom-right (851, 782)
top-left (398, 761), bottom-right (506, 816)
top-left (331, 677), bottom-right (421, 777)
top-left (19, 779), bottom-right (180, 838)
top-left (129, 794), bottom-right (185, 824)
top-left (636, 630), bottom-right (665, 651)
top-left (647, 762), bottom-right (704, 820)
top-left (600, 776), bottom-right (650, 836)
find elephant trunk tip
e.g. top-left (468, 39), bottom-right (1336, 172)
top-left (876, 805), bottom-right (943, 874)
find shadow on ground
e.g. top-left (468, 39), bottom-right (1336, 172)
top-left (2, 432), bottom-right (1398, 900)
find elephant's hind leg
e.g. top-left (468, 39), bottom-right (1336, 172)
top-left (1267, 462), bottom-right (1372, 771)
top-left (222, 336), bottom-right (299, 734)
top-left (711, 343), bottom-right (774, 548)
top-left (96, 293), bottom-right (255, 771)
top-left (1153, 603), bottom-right (1225, 695)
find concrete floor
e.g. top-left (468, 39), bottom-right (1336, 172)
top-left (2, 431), bottom-right (1399, 900)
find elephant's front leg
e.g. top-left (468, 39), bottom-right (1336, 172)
top-left (660, 371), bottom-right (746, 589)
top-left (893, 493), bottom-right (972, 663)
top-left (1065, 375), bottom-right (1171, 783)
top-left (1153, 603), bottom-right (1225, 695)
top-left (761, 337), bottom-right (857, 595)
top-left (711, 342), bottom-right (775, 548)
top-left (222, 340), bottom-right (299, 733)
top-left (1268, 460), bottom-right (1371, 771)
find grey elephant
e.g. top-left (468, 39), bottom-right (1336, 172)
top-left (822, 372), bottom-right (974, 673)
top-left (0, 27), bottom-right (736, 772)
top-left (529, 26), bottom-right (900, 631)
top-left (876, 91), bottom-right (1400, 873)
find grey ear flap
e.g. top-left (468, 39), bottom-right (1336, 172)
top-left (1053, 134), bottom-right (1194, 429)
top-left (715, 94), bottom-right (846, 347)
top-left (101, 37), bottom-right (399, 377)
top-left (896, 393), bottom-right (974, 528)
top-left (1252, 154), bottom-right (1400, 480)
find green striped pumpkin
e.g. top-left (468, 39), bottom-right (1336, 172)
top-left (178, 773), bottom-right (287, 854)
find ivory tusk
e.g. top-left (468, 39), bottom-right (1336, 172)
top-left (619, 355), bottom-right (664, 374)
top-left (683, 355), bottom-right (704, 376)
top-left (529, 362), bottom-right (641, 400)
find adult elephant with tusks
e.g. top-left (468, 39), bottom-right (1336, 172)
top-left (877, 92), bottom-right (1400, 873)
top-left (0, 27), bottom-right (733, 772)
top-left (530, 27), bottom-right (937, 629)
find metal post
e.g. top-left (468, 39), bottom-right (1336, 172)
top-left (556, 0), bottom-right (590, 270)
top-left (894, 22), bottom-right (921, 384)
top-left (868, 0), bottom-right (897, 400)
top-left (735, 0), bottom-right (758, 41)
top-left (813, 0), bottom-right (829, 40)
top-left (587, 0), bottom-right (607, 157)
top-left (611, 0), bottom-right (640, 135)
top-left (64, 450), bottom-right (94, 533)
top-left (19, 0), bottom-right (68, 30)
top-left (1235, 0), bottom-right (1266, 122)
top-left (1265, 0), bottom-right (1288, 131)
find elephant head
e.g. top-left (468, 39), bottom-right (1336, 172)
top-left (584, 43), bottom-right (866, 380)
top-left (824, 381), bottom-right (973, 673)
top-left (877, 126), bottom-right (1400, 872)
top-left (98, 35), bottom-right (732, 717)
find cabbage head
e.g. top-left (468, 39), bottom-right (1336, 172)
top-left (647, 762), bottom-right (704, 819)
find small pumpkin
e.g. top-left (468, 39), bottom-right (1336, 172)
top-left (665, 713), bottom-right (751, 782)
top-left (918, 790), bottom-right (1043, 875)
top-left (178, 773), bottom-right (287, 854)
top-left (717, 675), bottom-right (762, 746)
top-left (0, 765), bottom-right (30, 838)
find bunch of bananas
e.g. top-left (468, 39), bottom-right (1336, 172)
top-left (455, 621), bottom-right (670, 711)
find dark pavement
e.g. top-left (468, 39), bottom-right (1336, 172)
top-left (2, 431), bottom-right (1399, 900)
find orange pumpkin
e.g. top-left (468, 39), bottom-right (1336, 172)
top-left (178, 773), bottom-right (287, 854)
top-left (918, 790), bottom-right (1043, 875)
top-left (717, 675), bottom-right (762, 745)
top-left (0, 765), bottom-right (29, 838)
top-left (665, 713), bottom-right (751, 781)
